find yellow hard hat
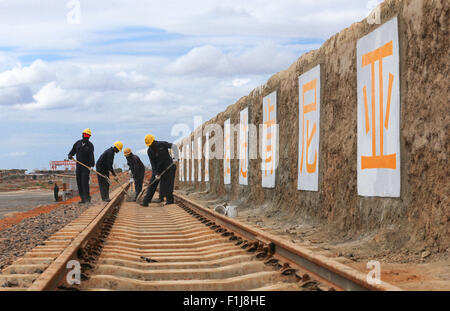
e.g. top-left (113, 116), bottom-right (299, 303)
top-left (145, 134), bottom-right (155, 146)
top-left (123, 147), bottom-right (131, 157)
top-left (82, 128), bottom-right (92, 136)
top-left (114, 141), bottom-right (123, 152)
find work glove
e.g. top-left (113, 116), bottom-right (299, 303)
top-left (129, 178), bottom-right (134, 183)
top-left (155, 175), bottom-right (160, 180)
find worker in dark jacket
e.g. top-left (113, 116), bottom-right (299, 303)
top-left (141, 134), bottom-right (179, 207)
top-left (123, 148), bottom-right (146, 201)
top-left (68, 128), bottom-right (95, 204)
top-left (53, 183), bottom-right (59, 202)
top-left (96, 141), bottom-right (123, 202)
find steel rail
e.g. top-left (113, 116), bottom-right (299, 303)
top-left (27, 182), bottom-right (130, 291)
top-left (173, 192), bottom-right (402, 291)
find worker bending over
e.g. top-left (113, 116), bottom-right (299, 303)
top-left (96, 141), bottom-right (123, 202)
top-left (124, 148), bottom-right (146, 201)
top-left (68, 128), bottom-right (95, 204)
top-left (141, 134), bottom-right (178, 207)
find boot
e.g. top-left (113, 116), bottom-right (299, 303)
top-left (152, 198), bottom-right (163, 203)
top-left (165, 194), bottom-right (174, 205)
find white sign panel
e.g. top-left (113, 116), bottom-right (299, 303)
top-left (179, 145), bottom-right (183, 181)
top-left (298, 65), bottom-right (321, 191)
top-left (224, 118), bottom-right (231, 185)
top-left (357, 17), bottom-right (400, 197)
top-left (191, 140), bottom-right (195, 182)
top-left (262, 91), bottom-right (277, 188)
top-left (239, 107), bottom-right (249, 185)
top-left (185, 141), bottom-right (190, 182)
top-left (197, 136), bottom-right (202, 182)
top-left (205, 133), bottom-right (210, 182)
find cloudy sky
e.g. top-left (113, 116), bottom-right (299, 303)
top-left (0, 0), bottom-right (379, 170)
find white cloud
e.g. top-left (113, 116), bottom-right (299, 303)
top-left (232, 78), bottom-right (250, 87)
top-left (0, 85), bottom-right (33, 106)
top-left (0, 53), bottom-right (19, 71)
top-left (0, 59), bottom-right (54, 87)
top-left (0, 1), bottom-right (375, 52)
top-left (0, 60), bottom-right (157, 110)
top-left (166, 45), bottom-right (224, 75)
top-left (166, 42), bottom-right (299, 76)
top-left (13, 82), bottom-right (76, 111)
top-left (128, 89), bottom-right (175, 103)
top-left (0, 0), bottom-right (378, 170)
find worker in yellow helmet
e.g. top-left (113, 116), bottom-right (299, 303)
top-left (123, 148), bottom-right (146, 201)
top-left (68, 128), bottom-right (95, 204)
top-left (141, 134), bottom-right (179, 207)
top-left (96, 141), bottom-right (123, 202)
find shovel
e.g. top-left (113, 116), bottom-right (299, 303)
top-left (136, 162), bottom-right (175, 202)
top-left (71, 158), bottom-right (127, 194)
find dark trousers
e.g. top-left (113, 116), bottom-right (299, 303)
top-left (134, 174), bottom-right (144, 201)
top-left (97, 170), bottom-right (110, 201)
top-left (76, 166), bottom-right (91, 202)
top-left (160, 164), bottom-right (176, 204)
top-left (143, 173), bottom-right (160, 205)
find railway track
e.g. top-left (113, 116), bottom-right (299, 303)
top-left (0, 183), bottom-right (401, 291)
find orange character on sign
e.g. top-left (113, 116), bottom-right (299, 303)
top-left (264, 98), bottom-right (275, 176)
top-left (240, 113), bottom-right (248, 178)
top-left (300, 78), bottom-right (317, 174)
top-left (361, 40), bottom-right (396, 170)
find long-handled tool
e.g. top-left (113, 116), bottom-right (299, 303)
top-left (136, 162), bottom-right (175, 202)
top-left (72, 159), bottom-right (127, 193)
top-left (71, 158), bottom-right (111, 184)
top-left (71, 159), bottom-right (128, 195)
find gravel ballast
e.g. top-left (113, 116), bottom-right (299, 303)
top-left (0, 199), bottom-right (97, 270)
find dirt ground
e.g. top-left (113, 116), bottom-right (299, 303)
top-left (0, 179), bottom-right (59, 192)
top-left (0, 174), bottom-right (128, 269)
top-left (0, 197), bottom-right (93, 270)
top-left (0, 172), bottom-right (129, 231)
top-left (0, 189), bottom-right (56, 219)
top-left (181, 190), bottom-right (449, 291)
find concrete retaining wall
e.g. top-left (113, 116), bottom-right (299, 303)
top-left (177, 0), bottom-right (449, 252)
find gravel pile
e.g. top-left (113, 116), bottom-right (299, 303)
top-left (0, 200), bottom-right (97, 270)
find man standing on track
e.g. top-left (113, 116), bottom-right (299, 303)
top-left (53, 182), bottom-right (59, 202)
top-left (124, 148), bottom-right (146, 202)
top-left (96, 141), bottom-right (123, 202)
top-left (140, 134), bottom-right (178, 207)
top-left (68, 128), bottom-right (95, 204)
